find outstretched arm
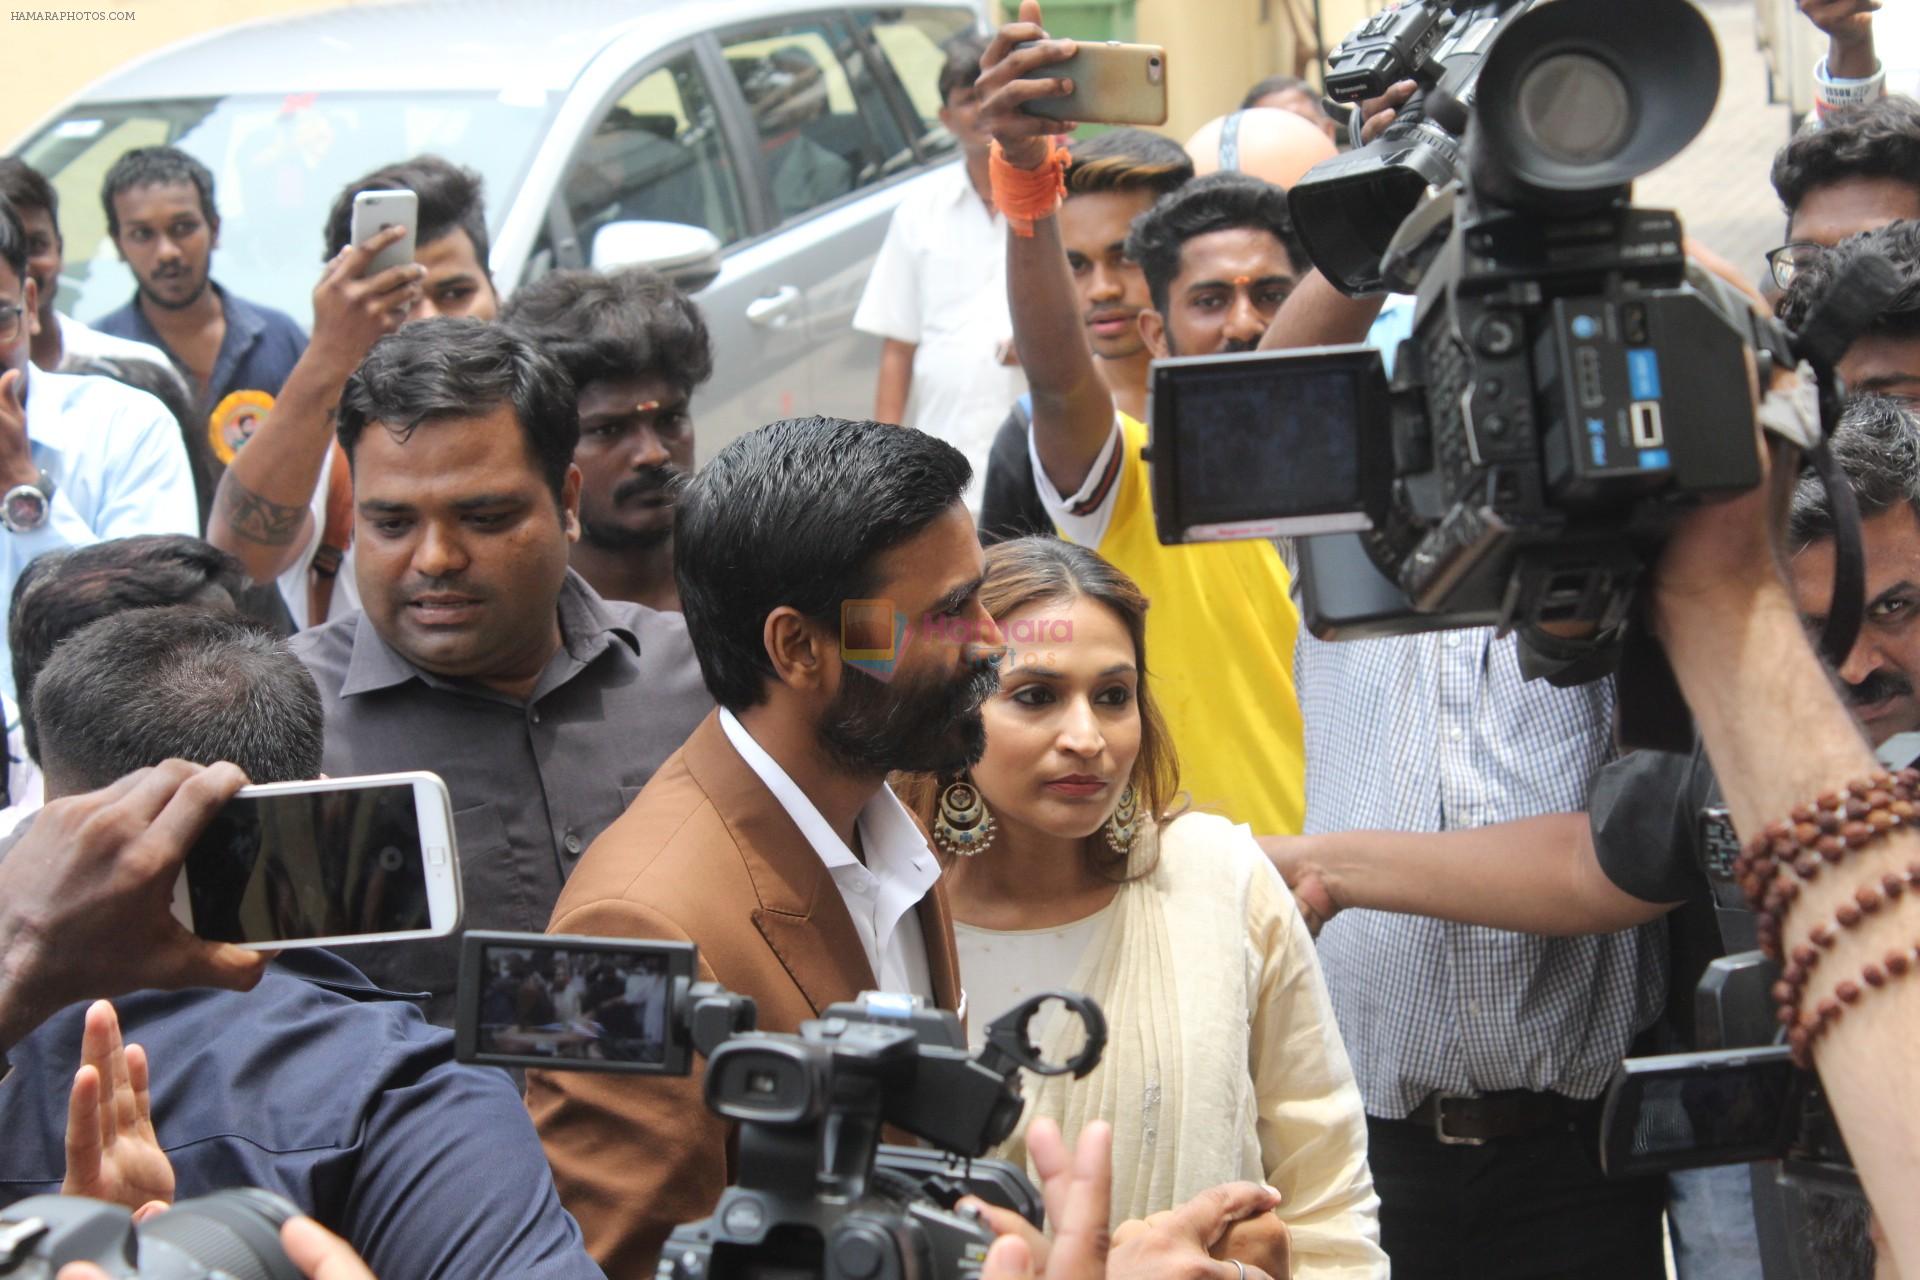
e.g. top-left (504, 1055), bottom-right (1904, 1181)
top-left (977, 3), bottom-right (1115, 497)
top-left (207, 227), bottom-right (421, 586)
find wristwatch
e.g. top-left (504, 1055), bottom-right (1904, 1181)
top-left (2, 471), bottom-right (55, 535)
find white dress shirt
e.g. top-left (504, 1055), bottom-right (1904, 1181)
top-left (3, 369), bottom-right (199, 700)
top-left (852, 161), bottom-right (1027, 512)
top-left (718, 708), bottom-right (937, 999)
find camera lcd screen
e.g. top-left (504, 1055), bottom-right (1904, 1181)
top-left (1602, 1048), bottom-right (1799, 1176)
top-left (184, 782), bottom-right (428, 943)
top-left (1149, 346), bottom-right (1387, 540)
top-left (473, 942), bottom-right (673, 1066)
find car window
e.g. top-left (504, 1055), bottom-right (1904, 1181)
top-left (852, 7), bottom-right (980, 156)
top-left (562, 53), bottom-right (747, 255)
top-left (721, 16), bottom-right (911, 223)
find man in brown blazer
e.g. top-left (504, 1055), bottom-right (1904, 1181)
top-left (529, 416), bottom-right (1005, 1278)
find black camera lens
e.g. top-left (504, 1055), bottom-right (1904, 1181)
top-left (1515, 52), bottom-right (1634, 166)
top-left (136, 1189), bottom-right (305, 1280)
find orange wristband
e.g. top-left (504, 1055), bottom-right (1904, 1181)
top-left (990, 139), bottom-right (1069, 238)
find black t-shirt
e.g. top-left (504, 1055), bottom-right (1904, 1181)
top-left (1588, 744), bottom-right (1728, 1051)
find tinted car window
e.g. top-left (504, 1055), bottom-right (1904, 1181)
top-left (853, 7), bottom-right (979, 155)
top-left (563, 53), bottom-right (748, 252)
top-left (722, 16), bottom-right (910, 223)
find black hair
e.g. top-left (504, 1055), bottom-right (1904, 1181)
top-left (321, 154), bottom-right (492, 267)
top-left (100, 146), bottom-right (218, 238)
top-left (1123, 171), bottom-right (1306, 314)
top-left (674, 416), bottom-right (971, 711)
top-left (9, 536), bottom-right (247, 764)
top-left (1780, 219), bottom-right (1920, 343)
top-left (1789, 395), bottom-right (1920, 550)
top-left (938, 33), bottom-right (989, 103)
top-left (1772, 97), bottom-right (1920, 220)
top-left (33, 606), bottom-right (322, 792)
top-left (64, 357), bottom-right (218, 527)
top-left (500, 266), bottom-right (713, 396)
top-left (1242, 74), bottom-right (1322, 113)
top-left (0, 159), bottom-right (58, 232)
top-left (0, 196), bottom-right (25, 285)
top-left (1064, 128), bottom-right (1195, 201)
top-left (336, 318), bottom-right (579, 505)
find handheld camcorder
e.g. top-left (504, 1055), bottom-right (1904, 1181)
top-left (1146, 0), bottom-right (1899, 743)
top-left (0, 1189), bottom-right (304, 1280)
top-left (456, 931), bottom-right (1108, 1280)
top-left (1600, 952), bottom-right (1854, 1196)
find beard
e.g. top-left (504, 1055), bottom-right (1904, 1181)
top-left (579, 466), bottom-right (685, 551)
top-left (817, 656), bottom-right (1000, 777)
top-left (138, 266), bottom-right (209, 311)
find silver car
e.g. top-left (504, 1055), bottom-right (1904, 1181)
top-left (9, 0), bottom-right (986, 460)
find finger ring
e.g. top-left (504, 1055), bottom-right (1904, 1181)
top-left (1231, 1261), bottom-right (1247, 1280)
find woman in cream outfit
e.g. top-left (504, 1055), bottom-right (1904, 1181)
top-left (903, 537), bottom-right (1385, 1279)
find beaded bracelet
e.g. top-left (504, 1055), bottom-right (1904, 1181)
top-left (1735, 770), bottom-right (1920, 1066)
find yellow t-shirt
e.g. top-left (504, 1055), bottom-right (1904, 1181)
top-left (1058, 413), bottom-right (1306, 834)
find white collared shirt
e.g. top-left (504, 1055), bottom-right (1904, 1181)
top-left (718, 708), bottom-right (937, 1000)
top-left (4, 369), bottom-right (199, 700)
top-left (852, 161), bottom-right (1027, 512)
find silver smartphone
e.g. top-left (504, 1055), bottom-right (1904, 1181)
top-left (170, 771), bottom-right (462, 952)
top-left (349, 188), bottom-right (419, 275)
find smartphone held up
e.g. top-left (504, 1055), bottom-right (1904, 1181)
top-left (170, 771), bottom-right (462, 951)
top-left (349, 188), bottom-right (419, 274)
top-left (1017, 39), bottom-right (1168, 126)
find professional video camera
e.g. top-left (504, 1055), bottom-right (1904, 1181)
top-left (0, 1188), bottom-right (303, 1279)
top-left (455, 931), bottom-right (1108, 1280)
top-left (1146, 0), bottom-right (1899, 741)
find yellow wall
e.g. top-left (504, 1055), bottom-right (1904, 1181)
top-left (2, 0), bottom-right (379, 149)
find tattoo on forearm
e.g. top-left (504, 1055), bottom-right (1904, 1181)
top-left (222, 478), bottom-right (307, 547)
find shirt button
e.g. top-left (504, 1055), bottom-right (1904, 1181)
top-left (1445, 634), bottom-right (1461, 649)
top-left (1449, 727), bottom-right (1464, 742)
top-left (563, 831), bottom-right (583, 855)
top-left (530, 708), bottom-right (542, 724)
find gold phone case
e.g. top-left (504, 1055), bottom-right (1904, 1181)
top-left (1021, 41), bottom-right (1169, 127)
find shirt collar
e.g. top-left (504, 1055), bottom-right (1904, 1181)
top-left (339, 570), bottom-right (639, 699)
top-left (716, 707), bottom-right (938, 892)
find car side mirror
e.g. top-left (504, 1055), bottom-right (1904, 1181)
top-left (590, 221), bottom-right (724, 293)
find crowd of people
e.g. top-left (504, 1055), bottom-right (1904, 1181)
top-left (1, 0), bottom-right (1918, 1278)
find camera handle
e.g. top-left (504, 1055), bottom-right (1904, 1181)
top-left (977, 991), bottom-right (1108, 1081)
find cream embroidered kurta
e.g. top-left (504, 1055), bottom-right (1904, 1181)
top-left (968, 812), bottom-right (1386, 1279)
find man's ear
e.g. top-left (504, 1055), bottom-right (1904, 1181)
top-left (763, 606), bottom-right (833, 694)
top-left (207, 214), bottom-right (221, 252)
top-left (560, 463), bottom-right (582, 542)
top-left (23, 279), bottom-right (39, 339)
top-left (1138, 307), bottom-right (1171, 359)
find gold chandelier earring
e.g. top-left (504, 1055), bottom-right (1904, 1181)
top-left (932, 777), bottom-right (996, 858)
top-left (1104, 784), bottom-right (1141, 855)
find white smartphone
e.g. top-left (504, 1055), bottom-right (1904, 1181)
top-left (349, 188), bottom-right (419, 275)
top-left (171, 771), bottom-right (462, 952)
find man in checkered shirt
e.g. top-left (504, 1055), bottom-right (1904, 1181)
top-left (1285, 624), bottom-right (1668, 1280)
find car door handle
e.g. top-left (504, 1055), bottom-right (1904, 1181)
top-left (745, 285), bottom-right (802, 327)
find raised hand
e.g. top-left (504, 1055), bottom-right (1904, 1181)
top-left (61, 999), bottom-right (174, 1218)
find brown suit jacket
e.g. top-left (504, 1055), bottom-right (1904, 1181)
top-left (528, 711), bottom-right (962, 1279)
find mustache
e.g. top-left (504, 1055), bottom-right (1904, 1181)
top-left (1846, 670), bottom-right (1914, 707)
top-left (1220, 336), bottom-right (1260, 353)
top-left (611, 466), bottom-right (686, 505)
